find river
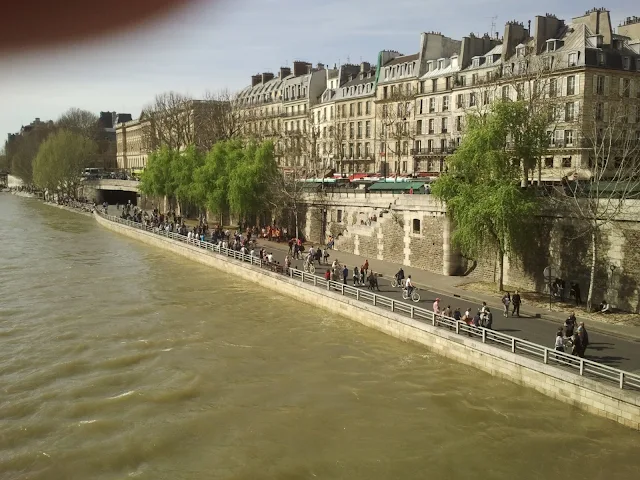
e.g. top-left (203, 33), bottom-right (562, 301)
top-left (0, 194), bottom-right (638, 480)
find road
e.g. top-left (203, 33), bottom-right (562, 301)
top-left (257, 241), bottom-right (640, 375)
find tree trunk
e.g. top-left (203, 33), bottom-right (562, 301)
top-left (497, 249), bottom-right (505, 291)
top-left (294, 207), bottom-right (299, 239)
top-left (587, 229), bottom-right (597, 311)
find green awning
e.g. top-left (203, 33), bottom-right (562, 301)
top-left (368, 181), bottom-right (427, 192)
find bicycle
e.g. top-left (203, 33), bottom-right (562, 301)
top-left (402, 287), bottom-right (420, 303)
top-left (391, 277), bottom-right (405, 288)
top-left (303, 260), bottom-right (316, 274)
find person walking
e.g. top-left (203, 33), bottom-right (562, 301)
top-left (362, 259), bottom-right (369, 278)
top-left (342, 265), bottom-right (349, 285)
top-left (577, 322), bottom-right (589, 358)
top-left (353, 266), bottom-right (361, 286)
top-left (502, 292), bottom-right (511, 317)
top-left (512, 290), bottom-right (521, 317)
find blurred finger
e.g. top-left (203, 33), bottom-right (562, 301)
top-left (0, 0), bottom-right (196, 52)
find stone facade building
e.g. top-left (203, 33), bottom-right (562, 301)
top-left (116, 116), bottom-right (151, 170)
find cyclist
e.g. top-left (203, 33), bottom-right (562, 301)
top-left (395, 268), bottom-right (405, 286)
top-left (405, 275), bottom-right (414, 297)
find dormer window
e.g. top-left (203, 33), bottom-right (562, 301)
top-left (516, 46), bottom-right (525, 58)
top-left (546, 40), bottom-right (557, 52)
top-left (438, 59), bottom-right (444, 69)
top-left (623, 56), bottom-right (630, 70)
top-left (472, 57), bottom-right (480, 67)
top-left (426, 61), bottom-right (434, 72)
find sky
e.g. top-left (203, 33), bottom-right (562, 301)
top-left (0, 0), bottom-right (637, 142)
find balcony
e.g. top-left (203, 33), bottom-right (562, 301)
top-left (411, 147), bottom-right (455, 156)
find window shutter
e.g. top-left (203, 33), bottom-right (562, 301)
top-left (592, 75), bottom-right (598, 95)
top-left (574, 101), bottom-right (580, 121)
top-left (619, 78), bottom-right (624, 97)
top-left (561, 77), bottom-right (567, 96)
top-left (604, 76), bottom-right (610, 96)
top-left (575, 75), bottom-right (580, 95)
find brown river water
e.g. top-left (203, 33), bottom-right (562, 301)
top-left (0, 194), bottom-right (638, 480)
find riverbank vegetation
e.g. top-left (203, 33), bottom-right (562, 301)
top-left (139, 139), bottom-right (305, 233)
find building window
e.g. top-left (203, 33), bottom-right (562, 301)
top-left (442, 96), bottom-right (450, 111)
top-left (429, 98), bottom-right (436, 113)
top-left (622, 78), bottom-right (631, 97)
top-left (365, 143), bottom-right (370, 157)
top-left (483, 91), bottom-right (490, 105)
top-left (472, 73), bottom-right (478, 85)
top-left (357, 102), bottom-right (362, 116)
top-left (365, 101), bottom-right (371, 115)
top-left (456, 116), bottom-right (462, 131)
top-left (596, 75), bottom-right (605, 95)
top-left (469, 93), bottom-right (477, 107)
top-left (544, 157), bottom-right (553, 168)
top-left (459, 76), bottom-right (466, 87)
top-left (416, 119), bottom-right (422, 134)
top-left (428, 119), bottom-right (435, 134)
top-left (564, 130), bottom-right (574, 146)
top-left (565, 102), bottom-right (575, 122)
top-left (365, 121), bottom-right (371, 138)
top-left (383, 86), bottom-right (388, 99)
top-left (568, 52), bottom-right (577, 66)
top-left (337, 210), bottom-right (343, 223)
top-left (349, 123), bottom-right (354, 139)
top-left (402, 142), bottom-right (408, 155)
top-left (432, 79), bottom-right (437, 92)
top-left (502, 86), bottom-right (509, 100)
top-left (412, 219), bottom-right (421, 234)
top-left (595, 102), bottom-right (604, 121)
top-left (562, 157), bottom-right (572, 168)
top-left (441, 118), bottom-right (448, 133)
top-left (456, 94), bottom-right (464, 108)
top-left (598, 52), bottom-right (605, 66)
top-left (567, 76), bottom-right (576, 96)
top-left (623, 56), bottom-right (631, 70)
top-left (549, 78), bottom-right (557, 97)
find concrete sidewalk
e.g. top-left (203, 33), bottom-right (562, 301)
top-left (259, 239), bottom-right (640, 342)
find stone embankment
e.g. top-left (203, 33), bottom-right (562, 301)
top-left (95, 212), bottom-right (640, 431)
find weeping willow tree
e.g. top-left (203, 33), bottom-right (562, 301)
top-left (432, 101), bottom-right (542, 290)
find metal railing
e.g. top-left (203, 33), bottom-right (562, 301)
top-left (96, 211), bottom-right (640, 392)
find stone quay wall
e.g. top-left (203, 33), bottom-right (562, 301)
top-left (304, 192), bottom-right (640, 313)
top-left (95, 212), bottom-right (640, 431)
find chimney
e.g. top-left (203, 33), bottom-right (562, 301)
top-left (360, 61), bottom-right (371, 72)
top-left (251, 74), bottom-right (261, 87)
top-left (306, 63), bottom-right (313, 74)
top-left (293, 60), bottom-right (309, 76)
top-left (534, 14), bottom-right (565, 54)
top-left (317, 62), bottom-right (325, 70)
top-left (502, 21), bottom-right (528, 60)
top-left (261, 72), bottom-right (275, 83)
top-left (279, 67), bottom-right (291, 78)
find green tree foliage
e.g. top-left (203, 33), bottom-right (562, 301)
top-left (4, 121), bottom-right (57, 183)
top-left (32, 130), bottom-right (97, 198)
top-left (228, 140), bottom-right (277, 220)
top-left (432, 102), bottom-right (540, 290)
top-left (139, 146), bottom-right (179, 205)
top-left (171, 145), bottom-right (205, 209)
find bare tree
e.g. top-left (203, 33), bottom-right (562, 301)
top-left (266, 168), bottom-right (308, 239)
top-left (551, 93), bottom-right (640, 310)
top-left (194, 89), bottom-right (246, 151)
top-left (497, 53), bottom-right (562, 186)
top-left (376, 89), bottom-right (416, 175)
top-left (141, 92), bottom-right (195, 151)
top-left (56, 108), bottom-right (100, 139)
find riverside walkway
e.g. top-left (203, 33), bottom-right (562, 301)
top-left (258, 241), bottom-right (640, 375)
top-left (94, 211), bottom-right (640, 393)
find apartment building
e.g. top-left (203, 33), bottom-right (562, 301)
top-left (333, 62), bottom-right (377, 174)
top-left (413, 9), bottom-right (640, 181)
top-left (116, 117), bottom-right (151, 170)
top-left (231, 7), bottom-right (640, 180)
top-left (376, 32), bottom-right (461, 175)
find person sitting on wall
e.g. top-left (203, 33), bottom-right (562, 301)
top-left (599, 300), bottom-right (611, 314)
